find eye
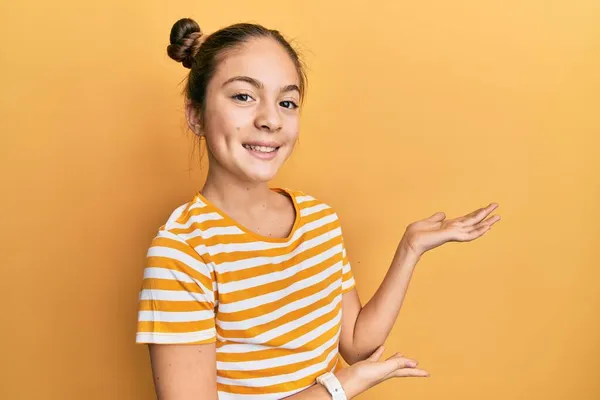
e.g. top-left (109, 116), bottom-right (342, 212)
top-left (280, 100), bottom-right (298, 110)
top-left (231, 93), bottom-right (254, 102)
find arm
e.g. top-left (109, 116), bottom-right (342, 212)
top-left (283, 368), bottom-right (360, 399)
top-left (146, 248), bottom-right (429, 399)
top-left (339, 240), bottom-right (420, 365)
top-left (286, 345), bottom-right (429, 399)
top-left (137, 230), bottom-right (220, 399)
top-left (149, 343), bottom-right (218, 400)
top-left (149, 343), bottom-right (425, 400)
top-left (339, 204), bottom-right (500, 365)
top-left (149, 343), bottom-right (371, 400)
top-left (352, 241), bottom-right (420, 360)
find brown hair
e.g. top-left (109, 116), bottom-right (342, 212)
top-left (167, 18), bottom-right (308, 129)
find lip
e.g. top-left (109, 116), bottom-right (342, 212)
top-left (242, 141), bottom-right (281, 148)
top-left (242, 142), bottom-right (280, 160)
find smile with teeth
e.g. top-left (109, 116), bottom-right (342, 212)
top-left (243, 144), bottom-right (279, 153)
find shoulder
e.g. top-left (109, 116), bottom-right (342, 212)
top-left (285, 188), bottom-right (341, 221)
top-left (150, 193), bottom-right (211, 244)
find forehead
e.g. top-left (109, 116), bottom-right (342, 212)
top-left (213, 37), bottom-right (300, 88)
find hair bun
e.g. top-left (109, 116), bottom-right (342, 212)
top-left (167, 18), bottom-right (204, 69)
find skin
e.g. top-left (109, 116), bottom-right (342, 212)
top-left (149, 36), bottom-right (501, 399)
top-left (186, 37), bottom-right (301, 238)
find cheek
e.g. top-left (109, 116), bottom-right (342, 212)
top-left (284, 116), bottom-right (300, 140)
top-left (288, 126), bottom-right (300, 144)
top-left (204, 111), bottom-right (246, 149)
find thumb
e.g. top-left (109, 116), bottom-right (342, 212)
top-left (426, 212), bottom-right (446, 222)
top-left (367, 345), bottom-right (385, 361)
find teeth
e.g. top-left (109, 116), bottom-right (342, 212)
top-left (244, 144), bottom-right (278, 153)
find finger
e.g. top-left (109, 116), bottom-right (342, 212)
top-left (425, 212), bottom-right (446, 222)
top-left (459, 223), bottom-right (493, 241)
top-left (472, 214), bottom-right (501, 230)
top-left (387, 368), bottom-right (430, 378)
top-left (385, 353), bottom-right (414, 364)
top-left (367, 345), bottom-right (385, 361)
top-left (460, 203), bottom-right (498, 226)
top-left (466, 214), bottom-right (501, 235)
top-left (382, 356), bottom-right (419, 370)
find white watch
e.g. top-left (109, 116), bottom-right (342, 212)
top-left (316, 371), bottom-right (347, 400)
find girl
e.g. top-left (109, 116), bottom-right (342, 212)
top-left (136, 17), bottom-right (500, 400)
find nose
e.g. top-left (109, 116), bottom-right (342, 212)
top-left (254, 101), bottom-right (282, 132)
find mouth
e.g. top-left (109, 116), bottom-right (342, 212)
top-left (242, 143), bottom-right (280, 153)
top-left (242, 142), bottom-right (281, 160)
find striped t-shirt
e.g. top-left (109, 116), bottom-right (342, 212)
top-left (136, 188), bottom-right (356, 400)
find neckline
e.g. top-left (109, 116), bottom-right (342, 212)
top-left (195, 187), bottom-right (301, 243)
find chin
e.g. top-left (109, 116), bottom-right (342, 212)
top-left (245, 171), bottom-right (278, 183)
top-left (239, 165), bottom-right (280, 183)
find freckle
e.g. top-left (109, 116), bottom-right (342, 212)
top-left (236, 127), bottom-right (240, 131)
top-left (156, 377), bottom-right (160, 381)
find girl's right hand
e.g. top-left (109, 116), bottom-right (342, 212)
top-left (348, 345), bottom-right (429, 394)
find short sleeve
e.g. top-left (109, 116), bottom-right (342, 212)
top-left (136, 230), bottom-right (217, 344)
top-left (341, 235), bottom-right (356, 294)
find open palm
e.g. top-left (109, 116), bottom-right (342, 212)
top-left (402, 203), bottom-right (501, 256)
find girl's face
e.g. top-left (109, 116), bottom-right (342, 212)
top-left (189, 37), bottom-right (301, 184)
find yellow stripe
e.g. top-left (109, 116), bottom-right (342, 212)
top-left (218, 264), bottom-right (341, 321)
top-left (137, 318), bottom-right (214, 334)
top-left (216, 356), bottom-right (338, 395)
top-left (136, 191), bottom-right (352, 396)
top-left (218, 340), bottom-right (338, 379)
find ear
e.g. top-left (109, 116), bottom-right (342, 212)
top-left (185, 99), bottom-right (203, 136)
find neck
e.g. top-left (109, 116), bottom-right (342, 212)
top-left (200, 162), bottom-right (273, 215)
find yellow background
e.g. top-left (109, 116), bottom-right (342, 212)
top-left (1, 0), bottom-right (598, 399)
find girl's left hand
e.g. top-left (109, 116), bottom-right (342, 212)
top-left (401, 203), bottom-right (501, 257)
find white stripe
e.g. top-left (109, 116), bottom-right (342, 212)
top-left (342, 277), bottom-right (356, 291)
top-left (145, 247), bottom-right (215, 302)
top-left (193, 213), bottom-right (338, 256)
top-left (295, 195), bottom-right (316, 204)
top-left (143, 267), bottom-right (194, 283)
top-left (221, 291), bottom-right (341, 344)
top-left (164, 203), bottom-right (190, 226)
top-left (342, 262), bottom-right (351, 274)
top-left (168, 212), bottom-right (223, 230)
top-left (218, 307), bottom-right (341, 354)
top-left (218, 275), bottom-right (340, 329)
top-left (188, 198), bottom-right (207, 209)
top-left (300, 203), bottom-right (330, 217)
top-left (139, 289), bottom-right (213, 304)
top-left (219, 259), bottom-right (342, 313)
top-left (216, 326), bottom-right (340, 386)
top-left (138, 309), bottom-right (214, 322)
top-left (218, 260), bottom-right (342, 313)
top-left (216, 229), bottom-right (341, 274)
top-left (136, 329), bottom-right (215, 344)
top-left (147, 246), bottom-right (211, 279)
top-left (178, 226), bottom-right (245, 241)
top-left (282, 306), bottom-right (342, 349)
top-left (218, 243), bottom-right (342, 294)
top-left (217, 331), bottom-right (339, 371)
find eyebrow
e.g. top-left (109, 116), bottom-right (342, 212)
top-left (222, 76), bottom-right (300, 94)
